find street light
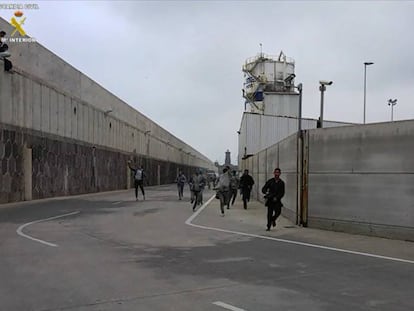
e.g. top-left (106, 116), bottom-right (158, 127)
top-left (294, 82), bottom-right (303, 226)
top-left (296, 83), bottom-right (303, 133)
top-left (319, 80), bottom-right (333, 128)
top-left (387, 99), bottom-right (397, 121)
top-left (363, 62), bottom-right (374, 124)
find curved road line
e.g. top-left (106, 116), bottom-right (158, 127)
top-left (16, 211), bottom-right (80, 247)
top-left (186, 196), bottom-right (414, 265)
top-left (213, 301), bottom-right (247, 311)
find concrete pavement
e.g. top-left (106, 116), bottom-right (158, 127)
top-left (0, 184), bottom-right (413, 311)
top-left (197, 194), bottom-right (414, 263)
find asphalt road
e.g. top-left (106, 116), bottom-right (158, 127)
top-left (1, 184), bottom-right (413, 311)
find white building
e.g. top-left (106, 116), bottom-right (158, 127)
top-left (238, 51), bottom-right (353, 164)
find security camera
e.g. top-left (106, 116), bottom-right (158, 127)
top-left (319, 80), bottom-right (333, 85)
top-left (284, 73), bottom-right (296, 83)
top-left (387, 99), bottom-right (397, 106)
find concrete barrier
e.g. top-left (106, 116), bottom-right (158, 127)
top-left (239, 121), bottom-right (414, 241)
top-left (0, 17), bottom-right (214, 204)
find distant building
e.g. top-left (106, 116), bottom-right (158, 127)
top-left (238, 50), bottom-right (355, 164)
top-left (216, 150), bottom-right (238, 173)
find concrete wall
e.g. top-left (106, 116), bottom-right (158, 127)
top-left (306, 120), bottom-right (414, 241)
top-left (239, 120), bottom-right (414, 241)
top-left (0, 17), bottom-right (215, 204)
top-left (0, 123), bottom-right (200, 203)
top-left (238, 112), bottom-right (355, 164)
top-left (0, 17), bottom-right (214, 170)
top-left (239, 134), bottom-right (299, 225)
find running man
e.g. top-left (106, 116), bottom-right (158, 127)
top-left (128, 161), bottom-right (146, 201)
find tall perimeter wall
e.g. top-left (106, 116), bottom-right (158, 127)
top-left (0, 18), bottom-right (214, 204)
top-left (240, 120), bottom-right (414, 241)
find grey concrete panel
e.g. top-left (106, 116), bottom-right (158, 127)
top-left (23, 77), bottom-right (33, 129)
top-left (12, 74), bottom-right (24, 127)
top-left (257, 173), bottom-right (268, 200)
top-left (0, 66), bottom-right (12, 124)
top-left (279, 134), bottom-right (297, 172)
top-left (282, 172), bottom-right (298, 217)
top-left (308, 173), bottom-right (414, 228)
top-left (80, 75), bottom-right (115, 113)
top-left (124, 124), bottom-right (130, 152)
top-left (80, 105), bottom-right (88, 144)
top-left (115, 120), bottom-right (120, 151)
top-left (7, 40), bottom-right (81, 99)
top-left (64, 96), bottom-right (72, 138)
top-left (41, 85), bottom-right (50, 133)
top-left (264, 93), bottom-right (300, 117)
top-left (77, 103), bottom-right (84, 142)
top-left (71, 99), bottom-right (78, 139)
top-left (308, 121), bottom-right (414, 173)
top-left (250, 155), bottom-right (256, 174)
top-left (266, 144), bottom-right (278, 173)
top-left (32, 82), bottom-right (41, 131)
top-left (92, 109), bottom-right (98, 145)
top-left (88, 106), bottom-right (94, 144)
top-left (308, 217), bottom-right (414, 241)
top-left (56, 93), bottom-right (65, 138)
top-left (258, 149), bottom-right (267, 174)
top-left (49, 89), bottom-right (58, 135)
top-left (110, 116), bottom-right (116, 150)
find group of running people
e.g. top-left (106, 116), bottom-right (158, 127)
top-left (128, 160), bottom-right (285, 231)
top-left (176, 166), bottom-right (256, 216)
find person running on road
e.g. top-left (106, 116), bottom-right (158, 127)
top-left (239, 169), bottom-right (254, 209)
top-left (191, 170), bottom-right (205, 211)
top-left (128, 161), bottom-right (146, 201)
top-left (230, 170), bottom-right (240, 206)
top-left (215, 167), bottom-right (231, 216)
top-left (262, 168), bottom-right (285, 231)
top-left (176, 171), bottom-right (187, 200)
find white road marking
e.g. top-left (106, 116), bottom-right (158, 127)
top-left (16, 211), bottom-right (80, 247)
top-left (205, 257), bottom-right (252, 263)
top-left (186, 196), bottom-right (414, 265)
top-left (112, 201), bottom-right (122, 205)
top-left (213, 301), bottom-right (247, 311)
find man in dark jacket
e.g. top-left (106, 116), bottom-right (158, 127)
top-left (239, 169), bottom-right (254, 209)
top-left (262, 168), bottom-right (285, 231)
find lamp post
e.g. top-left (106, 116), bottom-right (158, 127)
top-left (363, 62), bottom-right (374, 124)
top-left (387, 99), bottom-right (397, 121)
top-left (294, 82), bottom-right (303, 226)
top-left (319, 80), bottom-right (333, 128)
top-left (297, 83), bottom-right (303, 133)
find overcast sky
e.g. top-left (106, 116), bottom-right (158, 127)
top-left (2, 1), bottom-right (414, 164)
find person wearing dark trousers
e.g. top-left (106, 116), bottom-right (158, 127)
top-left (262, 168), bottom-right (285, 231)
top-left (128, 161), bottom-right (146, 201)
top-left (176, 171), bottom-right (187, 200)
top-left (214, 167), bottom-right (231, 216)
top-left (230, 170), bottom-right (240, 206)
top-left (239, 169), bottom-right (254, 209)
top-left (191, 170), bottom-right (205, 211)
